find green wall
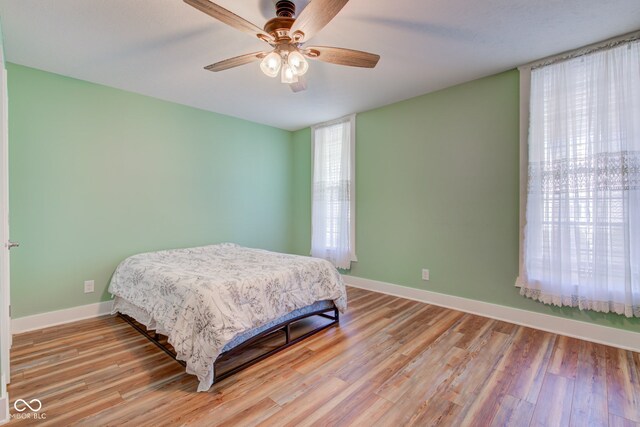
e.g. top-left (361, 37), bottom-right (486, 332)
top-left (8, 63), bottom-right (293, 318)
top-left (8, 62), bottom-right (639, 333)
top-left (291, 69), bottom-right (640, 333)
top-left (290, 127), bottom-right (311, 256)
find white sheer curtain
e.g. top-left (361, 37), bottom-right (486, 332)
top-left (520, 40), bottom-right (640, 317)
top-left (311, 115), bottom-right (356, 269)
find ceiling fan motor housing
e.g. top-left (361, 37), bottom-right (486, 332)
top-left (264, 1), bottom-right (296, 42)
top-left (264, 17), bottom-right (295, 41)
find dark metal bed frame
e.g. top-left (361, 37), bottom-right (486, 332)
top-left (118, 304), bottom-right (339, 382)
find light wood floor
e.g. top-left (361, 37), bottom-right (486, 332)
top-left (6, 287), bottom-right (640, 426)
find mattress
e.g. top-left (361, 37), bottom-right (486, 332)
top-left (108, 243), bottom-right (346, 391)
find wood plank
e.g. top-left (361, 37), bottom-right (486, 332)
top-left (497, 327), bottom-right (556, 403)
top-left (404, 397), bottom-right (462, 426)
top-left (294, 351), bottom-right (412, 426)
top-left (344, 395), bottom-right (395, 426)
top-left (609, 413), bottom-right (640, 427)
top-left (457, 367), bottom-right (514, 426)
top-left (570, 340), bottom-right (608, 427)
top-left (530, 373), bottom-right (574, 427)
top-left (489, 394), bottom-right (535, 427)
top-left (444, 329), bottom-right (513, 407)
top-left (258, 375), bottom-right (349, 426)
top-left (548, 335), bottom-right (580, 379)
top-left (213, 396), bottom-right (282, 426)
top-left (607, 347), bottom-right (640, 422)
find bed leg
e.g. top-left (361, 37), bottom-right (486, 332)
top-left (285, 324), bottom-right (291, 344)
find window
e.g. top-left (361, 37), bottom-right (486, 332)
top-left (311, 115), bottom-right (356, 269)
top-left (518, 37), bottom-right (640, 317)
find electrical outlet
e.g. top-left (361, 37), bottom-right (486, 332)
top-left (84, 280), bottom-right (95, 293)
top-left (422, 269), bottom-right (430, 281)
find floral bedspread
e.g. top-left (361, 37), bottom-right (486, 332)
top-left (108, 243), bottom-right (347, 391)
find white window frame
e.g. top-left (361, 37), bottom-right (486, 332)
top-left (311, 114), bottom-right (357, 263)
top-left (516, 30), bottom-right (640, 287)
top-left (516, 66), bottom-right (531, 287)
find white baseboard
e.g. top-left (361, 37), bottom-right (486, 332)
top-left (344, 275), bottom-right (640, 353)
top-left (11, 301), bottom-right (113, 334)
top-left (0, 397), bottom-right (7, 426)
top-left (0, 374), bottom-right (8, 425)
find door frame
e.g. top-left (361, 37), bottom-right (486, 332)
top-left (0, 32), bottom-right (10, 424)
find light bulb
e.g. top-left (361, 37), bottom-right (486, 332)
top-left (260, 52), bottom-right (281, 78)
top-left (288, 51), bottom-right (309, 76)
top-left (281, 62), bottom-right (299, 84)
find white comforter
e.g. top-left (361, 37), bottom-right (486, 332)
top-left (108, 243), bottom-right (347, 391)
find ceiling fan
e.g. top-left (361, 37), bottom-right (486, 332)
top-left (184, 0), bottom-right (380, 92)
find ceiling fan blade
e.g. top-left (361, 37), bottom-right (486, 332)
top-left (304, 46), bottom-right (380, 68)
top-left (290, 76), bottom-right (307, 93)
top-left (184, 0), bottom-right (273, 43)
top-left (289, 0), bottom-right (349, 43)
top-left (204, 52), bottom-right (267, 72)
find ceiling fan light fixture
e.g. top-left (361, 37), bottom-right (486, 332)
top-left (288, 51), bottom-right (309, 76)
top-left (189, 0), bottom-right (380, 92)
top-left (281, 62), bottom-right (299, 84)
top-left (260, 51), bottom-right (282, 78)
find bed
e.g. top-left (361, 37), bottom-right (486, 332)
top-left (108, 243), bottom-right (347, 392)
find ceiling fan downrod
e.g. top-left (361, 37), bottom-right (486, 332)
top-left (275, 0), bottom-right (296, 18)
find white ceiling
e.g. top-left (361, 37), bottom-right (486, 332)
top-left (0, 0), bottom-right (638, 131)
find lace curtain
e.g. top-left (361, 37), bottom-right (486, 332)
top-left (519, 40), bottom-right (640, 317)
top-left (311, 115), bottom-right (356, 269)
